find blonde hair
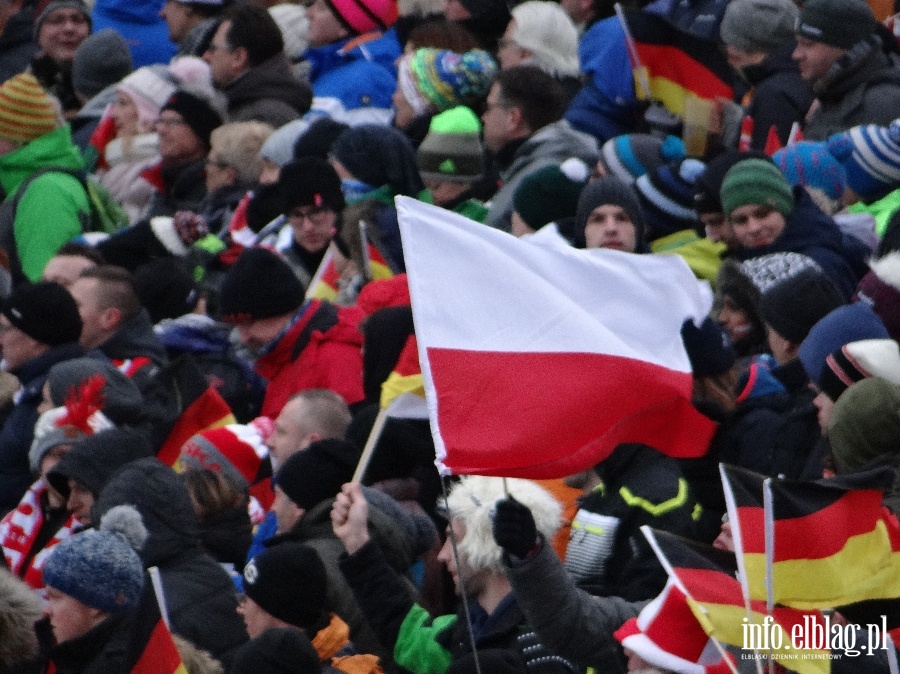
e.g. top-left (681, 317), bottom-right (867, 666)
top-left (209, 121), bottom-right (274, 185)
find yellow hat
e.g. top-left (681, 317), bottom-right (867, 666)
top-left (0, 73), bottom-right (59, 144)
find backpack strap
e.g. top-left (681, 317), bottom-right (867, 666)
top-left (290, 301), bottom-right (339, 362)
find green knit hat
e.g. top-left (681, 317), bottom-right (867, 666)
top-left (513, 158), bottom-right (590, 231)
top-left (417, 106), bottom-right (484, 183)
top-left (828, 377), bottom-right (900, 475)
top-left (795, 0), bottom-right (875, 50)
top-left (720, 158), bottom-right (794, 219)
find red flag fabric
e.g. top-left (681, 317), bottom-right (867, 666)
top-left (765, 125), bottom-right (783, 156)
top-left (397, 197), bottom-right (716, 478)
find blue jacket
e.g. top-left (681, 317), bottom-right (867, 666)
top-left (304, 30), bottom-right (401, 126)
top-left (92, 0), bottom-right (176, 68)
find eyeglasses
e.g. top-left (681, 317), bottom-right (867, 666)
top-left (288, 208), bottom-right (333, 228)
top-left (484, 100), bottom-right (512, 113)
top-left (205, 43), bottom-right (233, 54)
top-left (155, 117), bottom-right (189, 128)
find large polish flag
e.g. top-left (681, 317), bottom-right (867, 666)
top-left (397, 197), bottom-right (716, 479)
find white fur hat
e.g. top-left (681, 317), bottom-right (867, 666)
top-left (510, 1), bottom-right (580, 78)
top-left (269, 4), bottom-right (310, 60)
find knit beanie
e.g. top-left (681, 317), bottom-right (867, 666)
top-left (681, 317), bottom-right (736, 377)
top-left (33, 0), bottom-right (91, 41)
top-left (513, 158), bottom-right (590, 232)
top-left (261, 119), bottom-right (309, 168)
top-left (324, 0), bottom-right (398, 35)
top-left (574, 176), bottom-right (646, 248)
top-left (693, 150), bottom-right (770, 215)
top-left (71, 29), bottom-right (133, 100)
top-left (243, 542), bottom-right (330, 632)
top-left (117, 67), bottom-right (177, 131)
top-left (278, 157), bottom-right (345, 214)
top-left (273, 439), bottom-right (357, 511)
top-left (294, 117), bottom-right (348, 160)
top-left (47, 358), bottom-right (143, 427)
top-left (398, 48), bottom-right (496, 116)
top-left (740, 251), bottom-right (823, 294)
top-left (600, 134), bottom-right (685, 185)
top-left (509, 1), bottom-right (580, 78)
top-left (856, 252), bottom-right (900, 341)
top-left (46, 428), bottom-right (154, 499)
top-left (759, 267), bottom-right (845, 344)
top-left (829, 377), bottom-right (900, 474)
top-left (798, 303), bottom-right (889, 382)
top-left (795, 0), bottom-right (875, 50)
top-left (773, 141), bottom-right (847, 202)
top-left (42, 505), bottom-right (146, 613)
top-left (2, 282), bottom-right (81, 347)
top-left (220, 248), bottom-right (305, 324)
top-left (817, 339), bottom-right (900, 402)
top-left (720, 158), bottom-right (795, 219)
top-left (29, 406), bottom-right (113, 474)
top-left (331, 124), bottom-right (424, 197)
top-left (417, 106), bottom-right (484, 183)
top-left (634, 158), bottom-right (705, 239)
top-left (269, 3), bottom-right (309, 59)
top-left (230, 628), bottom-right (320, 674)
top-left (179, 418), bottom-right (273, 490)
top-left (0, 73), bottom-right (59, 144)
top-left (826, 120), bottom-right (900, 205)
top-left (719, 0), bottom-right (798, 54)
top-left (161, 90), bottom-right (223, 148)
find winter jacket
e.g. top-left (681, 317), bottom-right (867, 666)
top-left (36, 614), bottom-right (133, 674)
top-left (96, 309), bottom-right (169, 390)
top-left (738, 42), bottom-right (813, 150)
top-left (197, 503), bottom-right (252, 568)
top-left (0, 126), bottom-right (90, 283)
top-left (0, 9), bottom-right (37, 84)
top-left (255, 299), bottom-right (365, 416)
top-left (340, 540), bottom-right (578, 674)
top-left (566, 443), bottom-right (699, 602)
top-left (142, 158), bottom-right (208, 220)
top-left (91, 0), bottom-right (176, 68)
top-left (96, 133), bottom-right (159, 224)
top-left (732, 187), bottom-right (866, 299)
top-left (504, 538), bottom-right (643, 673)
top-left (223, 55), bottom-right (312, 128)
top-left (804, 36), bottom-right (900, 141)
top-left (92, 458), bottom-right (249, 664)
top-left (485, 120), bottom-right (600, 232)
top-left (0, 566), bottom-right (42, 671)
top-left (305, 31), bottom-right (400, 126)
top-left (0, 342), bottom-right (84, 513)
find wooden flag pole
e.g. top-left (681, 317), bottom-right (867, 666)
top-left (352, 407), bottom-right (389, 484)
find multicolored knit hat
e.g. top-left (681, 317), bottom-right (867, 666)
top-left (826, 120), bottom-right (900, 204)
top-left (513, 158), bottom-right (590, 231)
top-left (634, 158), bottom-right (705, 239)
top-left (398, 48), bottom-right (497, 117)
top-left (0, 73), bottom-right (59, 144)
top-left (179, 417), bottom-right (273, 490)
top-left (720, 158), bottom-right (794, 219)
top-left (599, 134), bottom-right (685, 185)
top-left (817, 339), bottom-right (900, 402)
top-left (417, 106), bottom-right (484, 183)
top-left (773, 141), bottom-right (846, 201)
top-left (324, 0), bottom-right (398, 35)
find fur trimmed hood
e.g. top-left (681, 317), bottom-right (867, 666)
top-left (0, 567), bottom-right (41, 666)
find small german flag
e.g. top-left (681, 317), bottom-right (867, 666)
top-left (380, 334), bottom-right (427, 419)
top-left (127, 585), bottom-right (188, 674)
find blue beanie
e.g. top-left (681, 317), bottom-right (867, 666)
top-left (798, 303), bottom-right (890, 382)
top-left (773, 141), bottom-right (846, 201)
top-left (827, 120), bottom-right (900, 204)
top-left (42, 505), bottom-right (147, 613)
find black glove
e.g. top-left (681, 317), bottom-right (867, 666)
top-left (492, 497), bottom-right (538, 559)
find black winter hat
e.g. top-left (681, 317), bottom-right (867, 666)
top-left (46, 428), bottom-right (154, 499)
top-left (574, 176), bottom-right (646, 249)
top-left (161, 90), bottom-right (223, 148)
top-left (220, 248), bottom-right (305, 324)
top-left (330, 124), bottom-right (424, 197)
top-left (2, 282), bottom-right (82, 347)
top-left (294, 117), bottom-right (348, 160)
top-left (278, 157), bottom-right (345, 215)
top-left (230, 628), bottom-right (320, 674)
top-left (759, 267), bottom-right (845, 344)
top-left (273, 439), bottom-right (357, 511)
top-left (244, 542), bottom-right (331, 632)
top-left (681, 317), bottom-right (736, 377)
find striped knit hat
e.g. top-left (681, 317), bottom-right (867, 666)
top-left (0, 73), bottom-right (59, 145)
top-left (826, 120), bottom-right (900, 204)
top-left (599, 133), bottom-right (685, 184)
top-left (817, 339), bottom-right (900, 402)
top-left (634, 158), bottom-right (705, 239)
top-left (398, 48), bottom-right (496, 117)
top-left (179, 417), bottom-right (273, 490)
top-left (325, 0), bottom-right (398, 35)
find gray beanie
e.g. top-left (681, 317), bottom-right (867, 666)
top-left (260, 118), bottom-right (310, 168)
top-left (47, 358), bottom-right (143, 427)
top-left (574, 176), bottom-right (646, 248)
top-left (72, 29), bottom-right (134, 99)
top-left (795, 0), bottom-right (876, 50)
top-left (34, 0), bottom-right (91, 41)
top-left (720, 0), bottom-right (798, 54)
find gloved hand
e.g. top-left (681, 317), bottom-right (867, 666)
top-left (492, 497), bottom-right (538, 559)
top-left (172, 211), bottom-right (209, 247)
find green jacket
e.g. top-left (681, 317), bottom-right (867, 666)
top-left (847, 188), bottom-right (900, 237)
top-left (0, 126), bottom-right (89, 281)
top-left (418, 189), bottom-right (489, 223)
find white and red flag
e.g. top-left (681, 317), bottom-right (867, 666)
top-left (396, 197), bottom-right (716, 478)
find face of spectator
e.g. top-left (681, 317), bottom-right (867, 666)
top-left (159, 0), bottom-right (196, 43)
top-left (156, 111), bottom-right (207, 165)
top-left (307, 0), bottom-right (350, 48)
top-left (272, 485), bottom-right (305, 533)
top-left (792, 37), bottom-right (846, 84)
top-left (481, 83), bottom-right (516, 153)
top-left (68, 277), bottom-right (113, 350)
top-left (288, 205), bottom-right (337, 254)
top-left (437, 517), bottom-right (487, 598)
top-left (812, 388), bottom-right (835, 433)
top-left (38, 7), bottom-right (89, 63)
top-left (204, 21), bottom-right (243, 87)
top-left (235, 315), bottom-right (290, 352)
top-left (266, 397), bottom-right (316, 471)
top-left (717, 295), bottom-right (752, 346)
top-left (728, 204), bottom-right (787, 248)
top-left (0, 315), bottom-right (46, 370)
top-left (205, 150), bottom-right (235, 193)
top-left (700, 211), bottom-right (739, 248)
top-left (498, 21), bottom-right (529, 69)
top-left (42, 255), bottom-right (96, 289)
top-left (583, 204), bottom-right (638, 252)
top-left (111, 91), bottom-right (140, 137)
top-left (66, 479), bottom-right (95, 525)
top-left (392, 85), bottom-right (417, 130)
top-left (766, 325), bottom-right (794, 366)
top-left (44, 587), bottom-right (106, 644)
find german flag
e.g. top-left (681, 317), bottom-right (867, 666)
top-left (380, 334), bottom-right (428, 419)
top-left (307, 243), bottom-right (395, 301)
top-left (127, 585), bottom-right (188, 674)
top-left (644, 528), bottom-right (829, 674)
top-left (624, 10), bottom-right (734, 118)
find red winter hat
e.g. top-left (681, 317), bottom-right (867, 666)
top-left (179, 417), bottom-right (274, 490)
top-left (324, 0), bottom-right (397, 35)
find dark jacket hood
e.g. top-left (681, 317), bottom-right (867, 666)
top-left (101, 308), bottom-right (170, 367)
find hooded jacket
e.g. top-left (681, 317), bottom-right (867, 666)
top-left (0, 566), bottom-right (41, 670)
top-left (96, 308), bottom-right (169, 389)
top-left (92, 458), bottom-right (248, 664)
top-left (485, 120), bottom-right (600, 232)
top-left (223, 55), bottom-right (312, 128)
top-left (91, 0), bottom-right (176, 68)
top-left (0, 126), bottom-right (90, 283)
